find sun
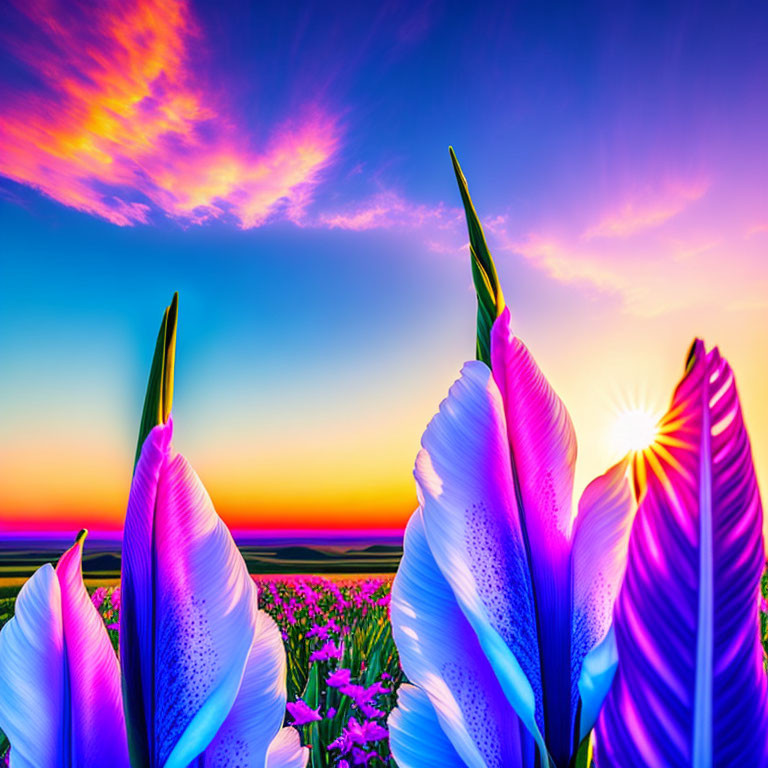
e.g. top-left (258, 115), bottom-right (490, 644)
top-left (610, 407), bottom-right (660, 455)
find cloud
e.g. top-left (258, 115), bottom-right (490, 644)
top-left (582, 178), bottom-right (710, 240)
top-left (503, 224), bottom-right (768, 317)
top-left (0, 0), bottom-right (340, 228)
top-left (316, 190), bottom-right (462, 233)
top-left (446, 174), bottom-right (763, 317)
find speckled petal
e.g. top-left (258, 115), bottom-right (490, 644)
top-left (122, 419), bottom-right (259, 768)
top-left (391, 508), bottom-right (536, 768)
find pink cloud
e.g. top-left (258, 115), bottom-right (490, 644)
top-left (0, 0), bottom-right (340, 228)
top-left (316, 190), bottom-right (462, 232)
top-left (505, 224), bottom-right (768, 317)
top-left (582, 178), bottom-right (710, 240)
top-left (445, 167), bottom-right (761, 317)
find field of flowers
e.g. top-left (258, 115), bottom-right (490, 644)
top-left (1, 570), bottom-right (767, 766)
top-left (0, 575), bottom-right (403, 767)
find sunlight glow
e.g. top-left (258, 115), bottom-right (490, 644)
top-left (611, 407), bottom-right (660, 455)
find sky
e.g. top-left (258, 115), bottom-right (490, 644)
top-left (0, 0), bottom-right (767, 540)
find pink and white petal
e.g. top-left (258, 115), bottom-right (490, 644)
top-left (388, 685), bottom-right (466, 768)
top-left (570, 458), bottom-right (635, 739)
top-left (199, 610), bottom-right (287, 767)
top-left (121, 418), bottom-right (259, 768)
top-left (265, 728), bottom-right (309, 768)
top-left (391, 508), bottom-right (537, 768)
top-left (56, 535), bottom-right (129, 768)
top-left (121, 419), bottom-right (172, 764)
top-left (154, 449), bottom-right (259, 768)
top-left (0, 565), bottom-right (64, 768)
top-left (490, 309), bottom-right (576, 758)
top-left (414, 361), bottom-right (545, 752)
top-left (490, 307), bottom-right (577, 541)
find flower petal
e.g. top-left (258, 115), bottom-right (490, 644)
top-left (388, 685), bottom-right (466, 768)
top-left (0, 565), bottom-right (64, 768)
top-left (570, 459), bottom-right (635, 739)
top-left (265, 728), bottom-right (309, 768)
top-left (391, 507), bottom-right (536, 768)
top-left (121, 419), bottom-right (258, 768)
top-left (414, 361), bottom-right (545, 755)
top-left (595, 342), bottom-right (768, 766)
top-left (199, 610), bottom-right (287, 767)
top-left (121, 421), bottom-right (171, 763)
top-left (55, 532), bottom-right (129, 767)
top-left (490, 308), bottom-right (576, 761)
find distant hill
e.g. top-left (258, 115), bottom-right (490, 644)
top-left (0, 539), bottom-right (403, 577)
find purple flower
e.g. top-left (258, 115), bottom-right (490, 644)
top-left (309, 640), bottom-right (343, 662)
top-left (352, 747), bottom-right (378, 765)
top-left (306, 623), bottom-right (326, 639)
top-left (358, 702), bottom-right (385, 720)
top-left (328, 732), bottom-right (352, 753)
top-left (340, 680), bottom-right (390, 718)
top-left (326, 707), bottom-right (337, 719)
top-left (286, 699), bottom-right (322, 726)
top-left (326, 668), bottom-right (352, 688)
top-left (109, 586), bottom-right (121, 611)
top-left (364, 681), bottom-right (390, 697)
top-left (346, 718), bottom-right (388, 744)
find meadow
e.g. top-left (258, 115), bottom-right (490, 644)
top-left (1, 570), bottom-right (766, 766)
top-left (0, 574), bottom-right (402, 767)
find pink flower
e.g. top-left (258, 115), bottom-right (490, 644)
top-left (326, 668), bottom-right (352, 688)
top-left (346, 718), bottom-right (388, 744)
top-left (286, 699), bottom-right (322, 726)
top-left (309, 640), bottom-right (343, 662)
top-left (351, 747), bottom-right (378, 765)
top-left (90, 586), bottom-right (107, 611)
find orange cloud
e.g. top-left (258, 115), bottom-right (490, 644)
top-left (0, 0), bottom-right (340, 227)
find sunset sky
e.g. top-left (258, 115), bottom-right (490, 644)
top-left (1, 0), bottom-right (766, 539)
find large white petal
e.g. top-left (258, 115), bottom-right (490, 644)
top-left (388, 685), bottom-right (466, 768)
top-left (570, 458), bottom-right (635, 739)
top-left (265, 728), bottom-right (308, 768)
top-left (414, 361), bottom-right (546, 756)
top-left (199, 610), bottom-right (288, 767)
top-left (122, 421), bottom-right (259, 768)
top-left (391, 508), bottom-right (534, 768)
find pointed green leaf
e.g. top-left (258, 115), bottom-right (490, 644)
top-left (450, 147), bottom-right (505, 366)
top-left (134, 292), bottom-right (178, 467)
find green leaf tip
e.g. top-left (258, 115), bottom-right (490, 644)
top-left (449, 147), bottom-right (505, 367)
top-left (684, 337), bottom-right (702, 373)
top-left (76, 528), bottom-right (88, 545)
top-left (134, 292), bottom-right (178, 467)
